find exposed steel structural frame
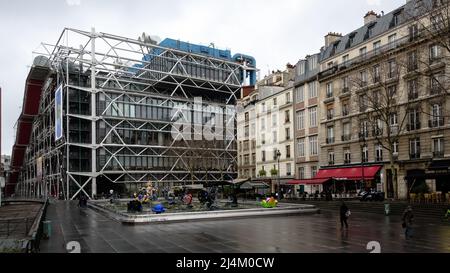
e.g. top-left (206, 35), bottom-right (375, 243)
top-left (10, 28), bottom-right (254, 200)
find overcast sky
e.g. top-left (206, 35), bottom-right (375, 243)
top-left (0, 0), bottom-right (406, 155)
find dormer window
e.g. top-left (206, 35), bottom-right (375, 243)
top-left (365, 23), bottom-right (376, 40)
top-left (390, 10), bottom-right (402, 28)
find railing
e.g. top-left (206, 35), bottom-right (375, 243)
top-left (341, 134), bottom-right (351, 141)
top-left (433, 151), bottom-right (444, 158)
top-left (429, 118), bottom-right (444, 128)
top-left (342, 110), bottom-right (349, 116)
top-left (326, 137), bottom-right (335, 144)
top-left (410, 153), bottom-right (421, 159)
top-left (407, 122), bottom-right (421, 131)
top-left (408, 92), bottom-right (419, 100)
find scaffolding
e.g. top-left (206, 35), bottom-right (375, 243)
top-left (14, 28), bottom-right (255, 200)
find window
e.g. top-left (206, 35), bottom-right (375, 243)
top-left (342, 122), bottom-right (351, 141)
top-left (388, 34), bottom-right (397, 47)
top-left (297, 138), bottom-right (305, 157)
top-left (285, 110), bottom-right (290, 123)
top-left (408, 79), bottom-right (418, 100)
top-left (261, 103), bottom-right (266, 113)
top-left (408, 109), bottom-right (420, 131)
top-left (388, 85), bottom-right (397, 97)
top-left (261, 133), bottom-right (265, 145)
top-left (273, 98), bottom-right (277, 106)
top-left (409, 24), bottom-right (419, 41)
top-left (374, 118), bottom-right (383, 136)
top-left (375, 144), bottom-right (383, 161)
top-left (360, 70), bottom-right (368, 86)
top-left (430, 44), bottom-right (441, 62)
top-left (298, 167), bottom-right (305, 179)
top-left (393, 141), bottom-right (398, 155)
top-left (430, 73), bottom-right (443, 94)
top-left (285, 128), bottom-right (290, 140)
top-left (286, 163), bottom-right (292, 176)
top-left (359, 95), bottom-right (368, 112)
top-left (362, 145), bottom-right (369, 163)
top-left (360, 120), bottom-right (369, 138)
top-left (360, 47), bottom-right (367, 56)
top-left (327, 126), bottom-right (335, 144)
top-left (368, 25), bottom-right (375, 38)
top-left (409, 138), bottom-right (421, 159)
top-left (373, 65), bottom-right (380, 83)
top-left (344, 148), bottom-right (351, 164)
top-left (308, 81), bottom-right (318, 98)
top-left (272, 131), bottom-right (277, 143)
top-left (328, 151), bottom-right (335, 165)
top-left (342, 76), bottom-right (349, 91)
top-left (407, 50), bottom-right (418, 71)
top-left (390, 113), bottom-right (398, 134)
top-left (430, 104), bottom-right (444, 127)
top-left (297, 63), bottom-right (305, 75)
top-left (326, 82), bottom-right (333, 98)
top-left (286, 145), bottom-right (291, 158)
top-left (244, 112), bottom-right (249, 122)
top-left (309, 55), bottom-right (318, 70)
top-left (244, 125), bottom-right (249, 138)
top-left (286, 92), bottom-right (291, 104)
top-left (272, 113), bottom-right (277, 127)
top-left (343, 55), bottom-right (349, 63)
top-left (309, 136), bottom-right (318, 156)
top-left (327, 108), bottom-right (334, 120)
top-left (261, 117), bottom-right (266, 130)
top-left (373, 40), bottom-right (381, 53)
top-left (311, 166), bottom-right (318, 178)
top-left (309, 107), bottom-right (317, 127)
top-left (342, 102), bottom-right (349, 116)
top-left (296, 110), bottom-right (305, 130)
top-left (388, 60), bottom-right (397, 78)
top-left (262, 151), bottom-right (266, 162)
top-left (296, 86), bottom-right (305, 102)
top-left (392, 12), bottom-right (400, 27)
top-left (433, 138), bottom-right (444, 157)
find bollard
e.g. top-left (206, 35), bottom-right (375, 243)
top-left (384, 203), bottom-right (390, 216)
top-left (43, 221), bottom-right (52, 239)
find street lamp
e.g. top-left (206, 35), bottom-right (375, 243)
top-left (276, 150), bottom-right (281, 199)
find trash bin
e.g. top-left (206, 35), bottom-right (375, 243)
top-left (43, 221), bottom-right (52, 239)
top-left (384, 204), bottom-right (390, 216)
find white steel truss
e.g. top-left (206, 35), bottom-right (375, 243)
top-left (16, 28), bottom-right (253, 200)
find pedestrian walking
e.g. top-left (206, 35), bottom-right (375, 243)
top-left (340, 201), bottom-right (350, 229)
top-left (402, 205), bottom-right (414, 239)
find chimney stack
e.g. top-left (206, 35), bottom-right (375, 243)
top-left (364, 10), bottom-right (379, 25)
top-left (324, 32), bottom-right (343, 47)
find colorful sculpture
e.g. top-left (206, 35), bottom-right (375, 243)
top-left (261, 197), bottom-right (278, 208)
top-left (152, 203), bottom-right (166, 214)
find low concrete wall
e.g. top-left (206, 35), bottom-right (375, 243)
top-left (88, 200), bottom-right (318, 224)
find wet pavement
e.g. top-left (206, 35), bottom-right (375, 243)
top-left (39, 201), bottom-right (450, 253)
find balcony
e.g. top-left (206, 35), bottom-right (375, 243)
top-left (344, 159), bottom-right (351, 164)
top-left (372, 128), bottom-right (383, 137)
top-left (327, 114), bottom-right (334, 120)
top-left (328, 161), bottom-right (335, 166)
top-left (408, 92), bottom-right (419, 100)
top-left (341, 134), bottom-right (351, 141)
top-left (433, 151), bottom-right (444, 158)
top-left (326, 137), bottom-right (335, 144)
top-left (341, 87), bottom-right (349, 94)
top-left (342, 110), bottom-right (349, 117)
top-left (410, 153), bottom-right (421, 160)
top-left (375, 156), bottom-right (383, 162)
top-left (430, 86), bottom-right (443, 95)
top-left (429, 118), bottom-right (444, 128)
top-left (407, 122), bottom-right (421, 131)
top-left (359, 132), bottom-right (369, 140)
top-left (407, 63), bottom-right (418, 72)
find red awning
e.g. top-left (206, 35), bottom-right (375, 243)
top-left (288, 178), bottom-right (330, 185)
top-left (315, 166), bottom-right (382, 181)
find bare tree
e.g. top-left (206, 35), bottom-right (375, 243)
top-left (350, 58), bottom-right (412, 199)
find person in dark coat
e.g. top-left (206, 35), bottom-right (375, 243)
top-left (402, 206), bottom-right (414, 239)
top-left (340, 201), bottom-right (349, 229)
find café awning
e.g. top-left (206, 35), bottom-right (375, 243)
top-left (240, 181), bottom-right (270, 190)
top-left (315, 165), bottom-right (382, 181)
top-left (287, 178), bottom-right (330, 185)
